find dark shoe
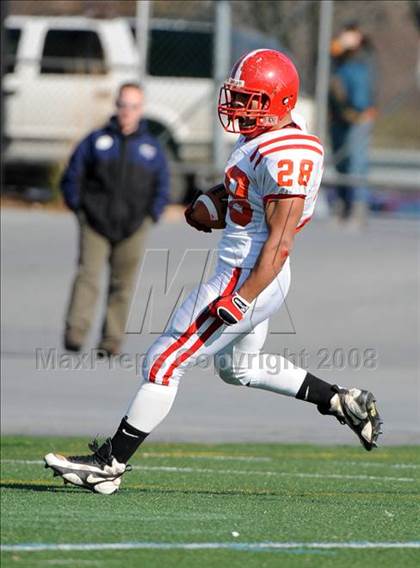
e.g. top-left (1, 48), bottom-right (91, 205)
top-left (64, 329), bottom-right (84, 352)
top-left (44, 439), bottom-right (129, 495)
top-left (64, 338), bottom-right (82, 352)
top-left (322, 385), bottom-right (383, 451)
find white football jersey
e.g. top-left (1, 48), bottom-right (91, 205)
top-left (217, 112), bottom-right (324, 269)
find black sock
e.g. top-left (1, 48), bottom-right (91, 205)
top-left (295, 372), bottom-right (335, 410)
top-left (110, 417), bottom-right (149, 464)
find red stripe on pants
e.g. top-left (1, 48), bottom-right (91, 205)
top-left (161, 318), bottom-right (225, 385)
top-left (149, 267), bottom-right (241, 384)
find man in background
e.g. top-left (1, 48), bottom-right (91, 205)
top-left (329, 23), bottom-right (377, 227)
top-left (61, 83), bottom-right (170, 356)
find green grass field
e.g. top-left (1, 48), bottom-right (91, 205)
top-left (1, 437), bottom-right (419, 567)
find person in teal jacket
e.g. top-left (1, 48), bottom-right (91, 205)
top-left (329, 24), bottom-right (377, 226)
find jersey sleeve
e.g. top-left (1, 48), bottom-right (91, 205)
top-left (257, 147), bottom-right (324, 206)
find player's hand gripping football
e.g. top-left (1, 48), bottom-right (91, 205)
top-left (184, 190), bottom-right (212, 233)
top-left (210, 292), bottom-right (251, 325)
top-left (185, 184), bottom-right (228, 233)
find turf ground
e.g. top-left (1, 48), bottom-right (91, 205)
top-left (1, 437), bottom-right (419, 567)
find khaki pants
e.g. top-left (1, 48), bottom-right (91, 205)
top-left (65, 216), bottom-right (150, 350)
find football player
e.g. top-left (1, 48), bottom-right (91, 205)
top-left (45, 50), bottom-right (382, 494)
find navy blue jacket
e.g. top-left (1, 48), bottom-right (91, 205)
top-left (61, 117), bottom-right (170, 242)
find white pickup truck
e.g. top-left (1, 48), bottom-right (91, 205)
top-left (4, 15), bottom-right (314, 194)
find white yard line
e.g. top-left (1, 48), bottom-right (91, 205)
top-left (141, 456), bottom-right (419, 468)
top-left (141, 453), bottom-right (273, 462)
top-left (388, 464), bottom-right (420, 469)
top-left (1, 541), bottom-right (420, 553)
top-left (1, 460), bottom-right (416, 482)
top-left (0, 455), bottom-right (272, 464)
top-left (131, 465), bottom-right (416, 483)
top-left (2, 460), bottom-right (45, 465)
top-left (3, 455), bottom-right (420, 468)
top-left (338, 461), bottom-right (420, 470)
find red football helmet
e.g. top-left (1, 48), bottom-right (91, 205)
top-left (218, 49), bottom-right (300, 135)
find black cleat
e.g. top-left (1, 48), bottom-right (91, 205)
top-left (44, 439), bottom-right (130, 494)
top-left (327, 385), bottom-right (383, 450)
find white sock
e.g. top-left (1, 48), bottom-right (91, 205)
top-left (248, 354), bottom-right (306, 396)
top-left (126, 380), bottom-right (178, 433)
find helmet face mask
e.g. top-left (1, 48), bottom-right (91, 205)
top-left (218, 84), bottom-right (274, 135)
top-left (217, 49), bottom-right (300, 136)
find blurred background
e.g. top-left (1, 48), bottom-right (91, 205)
top-left (2, 0), bottom-right (420, 209)
top-left (1, 1), bottom-right (419, 444)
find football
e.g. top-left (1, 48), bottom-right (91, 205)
top-left (190, 184), bottom-right (228, 229)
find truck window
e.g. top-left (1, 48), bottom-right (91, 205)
top-left (5, 28), bottom-right (21, 74)
top-left (40, 30), bottom-right (107, 75)
top-left (148, 29), bottom-right (213, 78)
top-left (131, 25), bottom-right (213, 78)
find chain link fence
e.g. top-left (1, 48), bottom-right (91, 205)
top-left (234, 1), bottom-right (420, 148)
top-left (3, 0), bottom-right (419, 209)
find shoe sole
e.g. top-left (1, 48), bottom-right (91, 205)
top-left (365, 393), bottom-right (383, 450)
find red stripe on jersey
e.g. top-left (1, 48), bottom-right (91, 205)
top-left (261, 144), bottom-right (323, 157)
top-left (149, 267), bottom-right (241, 384)
top-left (263, 193), bottom-right (305, 205)
top-left (254, 142), bottom-right (323, 170)
top-left (258, 133), bottom-right (322, 151)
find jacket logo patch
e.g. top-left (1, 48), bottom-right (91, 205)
top-left (95, 135), bottom-right (114, 151)
top-left (139, 144), bottom-right (157, 160)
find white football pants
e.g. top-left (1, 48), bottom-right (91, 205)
top-left (126, 258), bottom-right (307, 433)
